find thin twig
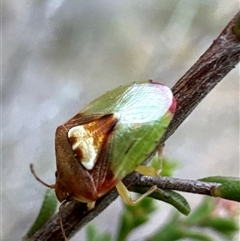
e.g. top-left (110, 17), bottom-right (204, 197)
top-left (28, 12), bottom-right (240, 241)
top-left (127, 174), bottom-right (219, 196)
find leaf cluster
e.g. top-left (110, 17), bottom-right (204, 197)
top-left (87, 196), bottom-right (239, 241)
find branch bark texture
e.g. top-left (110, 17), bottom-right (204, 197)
top-left (29, 12), bottom-right (240, 241)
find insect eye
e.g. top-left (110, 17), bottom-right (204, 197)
top-left (66, 194), bottom-right (72, 202)
top-left (55, 171), bottom-right (58, 177)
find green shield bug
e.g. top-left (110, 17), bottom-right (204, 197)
top-left (30, 80), bottom-right (176, 240)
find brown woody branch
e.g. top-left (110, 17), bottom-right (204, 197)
top-left (28, 11), bottom-right (240, 241)
top-left (127, 175), bottom-right (220, 196)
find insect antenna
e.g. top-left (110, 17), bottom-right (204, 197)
top-left (30, 163), bottom-right (56, 188)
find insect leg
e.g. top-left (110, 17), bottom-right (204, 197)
top-left (135, 165), bottom-right (160, 176)
top-left (87, 201), bottom-right (96, 210)
top-left (135, 145), bottom-right (165, 177)
top-left (116, 181), bottom-right (158, 205)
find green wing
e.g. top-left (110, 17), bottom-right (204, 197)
top-left (82, 81), bottom-right (175, 181)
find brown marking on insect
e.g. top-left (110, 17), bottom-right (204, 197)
top-left (88, 130), bottom-right (118, 195)
top-left (98, 168), bottom-right (119, 196)
top-left (67, 114), bottom-right (118, 170)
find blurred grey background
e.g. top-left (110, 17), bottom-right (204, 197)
top-left (2, 1), bottom-right (239, 241)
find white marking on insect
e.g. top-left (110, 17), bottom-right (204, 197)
top-left (68, 126), bottom-right (97, 170)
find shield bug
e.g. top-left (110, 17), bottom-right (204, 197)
top-left (31, 80), bottom-right (176, 240)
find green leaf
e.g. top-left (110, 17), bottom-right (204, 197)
top-left (199, 176), bottom-right (240, 202)
top-left (147, 219), bottom-right (185, 241)
top-left (201, 216), bottom-right (239, 239)
top-left (23, 189), bottom-right (58, 239)
top-left (150, 155), bottom-right (179, 177)
top-left (148, 212), bottom-right (213, 241)
top-left (87, 224), bottom-right (111, 241)
top-left (212, 182), bottom-right (240, 202)
top-left (131, 186), bottom-right (191, 215)
top-left (181, 231), bottom-right (213, 241)
top-left (185, 197), bottom-right (215, 225)
top-left (149, 228), bottom-right (213, 241)
top-left (199, 176), bottom-right (239, 183)
top-left (161, 157), bottom-right (179, 177)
